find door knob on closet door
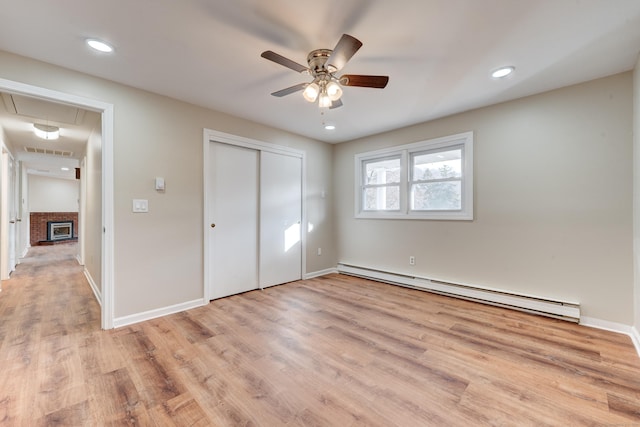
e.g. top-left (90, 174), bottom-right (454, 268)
top-left (210, 223), bottom-right (216, 228)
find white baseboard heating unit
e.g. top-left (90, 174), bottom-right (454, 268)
top-left (337, 264), bottom-right (581, 323)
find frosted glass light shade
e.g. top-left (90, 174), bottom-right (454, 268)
top-left (326, 81), bottom-right (343, 101)
top-left (318, 93), bottom-right (331, 108)
top-left (303, 83), bottom-right (320, 102)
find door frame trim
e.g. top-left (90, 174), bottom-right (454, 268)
top-left (0, 78), bottom-right (115, 329)
top-left (203, 128), bottom-right (307, 301)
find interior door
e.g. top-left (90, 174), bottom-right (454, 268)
top-left (1, 149), bottom-right (17, 280)
top-left (259, 151), bottom-right (302, 287)
top-left (209, 142), bottom-right (259, 299)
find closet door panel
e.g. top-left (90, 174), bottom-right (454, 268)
top-left (259, 151), bottom-right (302, 288)
top-left (209, 142), bottom-right (259, 299)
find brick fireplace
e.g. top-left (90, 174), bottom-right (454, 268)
top-left (30, 212), bottom-right (78, 246)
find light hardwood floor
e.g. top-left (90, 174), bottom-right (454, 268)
top-left (1, 245), bottom-right (640, 426)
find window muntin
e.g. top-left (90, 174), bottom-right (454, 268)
top-left (354, 132), bottom-right (473, 220)
top-left (410, 147), bottom-right (463, 211)
top-left (362, 156), bottom-right (401, 211)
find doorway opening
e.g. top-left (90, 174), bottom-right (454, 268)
top-left (0, 77), bottom-right (114, 329)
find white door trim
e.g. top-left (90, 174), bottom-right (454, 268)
top-left (203, 128), bottom-right (307, 301)
top-left (0, 78), bottom-right (115, 329)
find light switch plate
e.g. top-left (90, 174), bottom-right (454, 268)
top-left (132, 199), bottom-right (149, 213)
top-left (155, 177), bottom-right (165, 191)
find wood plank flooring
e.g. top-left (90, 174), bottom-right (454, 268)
top-left (1, 245), bottom-right (640, 425)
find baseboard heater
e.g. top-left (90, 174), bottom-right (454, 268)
top-left (337, 264), bottom-right (580, 323)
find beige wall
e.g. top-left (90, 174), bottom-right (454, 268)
top-left (84, 126), bottom-right (102, 296)
top-left (634, 56), bottom-right (640, 332)
top-left (28, 174), bottom-right (79, 212)
top-left (0, 50), bottom-right (336, 319)
top-left (334, 72), bottom-right (634, 324)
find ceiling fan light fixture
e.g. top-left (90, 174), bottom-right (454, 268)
top-left (33, 123), bottom-right (60, 140)
top-left (303, 82), bottom-right (320, 102)
top-left (318, 92), bottom-right (331, 108)
top-left (326, 80), bottom-right (343, 101)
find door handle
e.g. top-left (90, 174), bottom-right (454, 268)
top-left (210, 223), bottom-right (216, 228)
top-left (9, 220), bottom-right (15, 224)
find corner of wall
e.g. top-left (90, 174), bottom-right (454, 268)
top-left (632, 326), bottom-right (640, 357)
top-left (633, 53), bottom-right (640, 337)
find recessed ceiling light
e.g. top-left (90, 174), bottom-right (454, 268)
top-left (324, 124), bottom-right (336, 131)
top-left (86, 38), bottom-right (114, 53)
top-left (61, 167), bottom-right (70, 171)
top-left (491, 66), bottom-right (515, 79)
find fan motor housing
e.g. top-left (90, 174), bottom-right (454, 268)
top-left (307, 49), bottom-right (333, 75)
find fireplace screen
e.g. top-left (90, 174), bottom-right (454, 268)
top-left (47, 221), bottom-right (74, 241)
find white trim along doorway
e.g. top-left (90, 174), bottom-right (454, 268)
top-left (0, 78), bottom-right (115, 329)
top-left (203, 128), bottom-right (307, 301)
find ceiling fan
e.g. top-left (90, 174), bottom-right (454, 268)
top-left (261, 34), bottom-right (389, 109)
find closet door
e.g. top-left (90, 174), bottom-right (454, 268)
top-left (259, 151), bottom-right (302, 287)
top-left (209, 142), bottom-right (259, 299)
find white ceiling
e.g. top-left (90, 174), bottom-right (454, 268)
top-left (0, 0), bottom-right (640, 145)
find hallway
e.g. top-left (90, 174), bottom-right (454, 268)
top-left (0, 244), bottom-right (100, 424)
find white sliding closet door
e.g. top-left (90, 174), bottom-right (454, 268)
top-left (259, 151), bottom-right (302, 288)
top-left (206, 136), bottom-right (303, 300)
top-left (209, 142), bottom-right (259, 299)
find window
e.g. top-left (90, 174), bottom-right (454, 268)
top-left (362, 156), bottom-right (401, 211)
top-left (355, 132), bottom-right (473, 220)
top-left (410, 147), bottom-right (462, 211)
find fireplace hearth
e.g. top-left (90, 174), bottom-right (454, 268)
top-left (47, 221), bottom-right (74, 241)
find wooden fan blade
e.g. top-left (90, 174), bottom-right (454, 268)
top-left (329, 99), bottom-right (343, 109)
top-left (326, 34), bottom-right (363, 72)
top-left (340, 74), bottom-right (389, 88)
top-left (271, 83), bottom-right (308, 97)
top-left (261, 51), bottom-right (308, 73)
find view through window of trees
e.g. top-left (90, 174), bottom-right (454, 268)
top-left (411, 148), bottom-right (462, 211)
top-left (355, 132), bottom-right (473, 220)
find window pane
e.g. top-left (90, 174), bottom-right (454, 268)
top-left (365, 157), bottom-right (401, 185)
top-left (412, 149), bottom-right (462, 181)
top-left (411, 182), bottom-right (461, 210)
top-left (364, 186), bottom-right (400, 211)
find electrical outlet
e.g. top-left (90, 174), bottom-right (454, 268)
top-left (409, 256), bottom-right (415, 265)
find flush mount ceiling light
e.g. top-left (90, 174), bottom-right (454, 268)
top-left (491, 66), bottom-right (515, 79)
top-left (33, 123), bottom-right (60, 140)
top-left (86, 38), bottom-right (114, 53)
top-left (324, 123), bottom-right (336, 131)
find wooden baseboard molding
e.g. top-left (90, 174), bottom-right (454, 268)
top-left (84, 268), bottom-right (102, 307)
top-left (337, 263), bottom-right (581, 322)
top-left (113, 298), bottom-right (207, 328)
top-left (580, 317), bottom-right (640, 357)
top-left (304, 267), bottom-right (338, 280)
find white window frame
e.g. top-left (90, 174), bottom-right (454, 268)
top-left (361, 154), bottom-right (403, 212)
top-left (354, 131), bottom-right (473, 220)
